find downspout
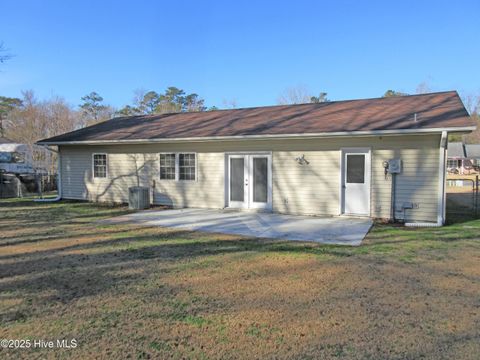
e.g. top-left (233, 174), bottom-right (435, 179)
top-left (405, 131), bottom-right (447, 227)
top-left (34, 146), bottom-right (62, 202)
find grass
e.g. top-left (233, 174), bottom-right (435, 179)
top-left (0, 197), bottom-right (479, 359)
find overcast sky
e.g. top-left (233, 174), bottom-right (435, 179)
top-left (1, 0), bottom-right (479, 108)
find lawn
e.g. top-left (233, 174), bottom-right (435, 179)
top-left (0, 199), bottom-right (479, 359)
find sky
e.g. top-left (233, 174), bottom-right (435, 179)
top-left (1, 0), bottom-right (479, 110)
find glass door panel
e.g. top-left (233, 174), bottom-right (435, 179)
top-left (230, 158), bottom-right (245, 202)
top-left (252, 157), bottom-right (268, 203)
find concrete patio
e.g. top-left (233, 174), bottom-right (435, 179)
top-left (103, 208), bottom-right (373, 246)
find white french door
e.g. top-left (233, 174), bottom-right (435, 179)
top-left (341, 148), bottom-right (371, 216)
top-left (227, 154), bottom-right (272, 210)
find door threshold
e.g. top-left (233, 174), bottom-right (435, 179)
top-left (223, 207), bottom-right (272, 213)
top-left (339, 213), bottom-right (370, 218)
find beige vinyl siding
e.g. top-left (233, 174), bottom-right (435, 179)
top-left (272, 151), bottom-right (340, 215)
top-left (154, 153), bottom-right (224, 208)
top-left (371, 147), bottom-right (440, 222)
top-left (60, 148), bottom-right (90, 200)
top-left (60, 148), bottom-right (224, 207)
top-left (59, 133), bottom-right (441, 222)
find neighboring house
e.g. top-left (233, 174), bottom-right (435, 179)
top-left (37, 91), bottom-right (475, 224)
top-left (447, 142), bottom-right (480, 174)
top-left (465, 144), bottom-right (480, 167)
top-left (446, 142), bottom-right (466, 174)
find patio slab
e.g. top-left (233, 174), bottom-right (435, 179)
top-left (102, 208), bottom-right (373, 246)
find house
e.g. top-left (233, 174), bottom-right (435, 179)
top-left (37, 91), bottom-right (475, 224)
top-left (446, 142), bottom-right (466, 174)
top-left (447, 142), bottom-right (480, 174)
top-left (465, 144), bottom-right (480, 167)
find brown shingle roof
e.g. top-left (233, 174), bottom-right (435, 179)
top-left (38, 91), bottom-right (475, 144)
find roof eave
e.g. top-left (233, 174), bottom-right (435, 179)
top-left (37, 126), bottom-right (477, 146)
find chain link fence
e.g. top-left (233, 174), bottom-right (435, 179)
top-left (446, 175), bottom-right (479, 221)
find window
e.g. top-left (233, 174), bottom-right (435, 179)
top-left (179, 153), bottom-right (196, 181)
top-left (0, 152), bottom-right (24, 163)
top-left (160, 153), bottom-right (176, 180)
top-left (0, 152), bottom-right (12, 163)
top-left (93, 154), bottom-right (107, 178)
top-left (11, 152), bottom-right (25, 163)
top-left (447, 159), bottom-right (459, 169)
top-left (346, 154), bottom-right (365, 183)
top-left (159, 153), bottom-right (196, 181)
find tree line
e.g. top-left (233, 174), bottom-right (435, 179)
top-left (0, 42), bottom-right (478, 146)
top-left (2, 85), bottom-right (479, 152)
top-left (0, 87), bottom-right (210, 144)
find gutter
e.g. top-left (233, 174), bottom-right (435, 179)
top-left (36, 126), bottom-right (476, 146)
top-left (405, 130), bottom-right (447, 227)
top-left (34, 146), bottom-right (62, 202)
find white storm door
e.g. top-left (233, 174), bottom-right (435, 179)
top-left (342, 149), bottom-right (370, 216)
top-left (248, 155), bottom-right (272, 210)
top-left (228, 155), bottom-right (248, 209)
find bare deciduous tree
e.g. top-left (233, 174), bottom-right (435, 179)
top-left (416, 81), bottom-right (432, 94)
top-left (277, 85), bottom-right (313, 105)
top-left (461, 93), bottom-right (480, 115)
top-left (132, 88), bottom-right (147, 110)
top-left (4, 91), bottom-right (83, 172)
top-left (461, 92), bottom-right (480, 144)
top-left (222, 98), bottom-right (238, 109)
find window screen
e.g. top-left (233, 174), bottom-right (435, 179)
top-left (93, 154), bottom-right (107, 178)
top-left (179, 153), bottom-right (196, 181)
top-left (346, 154), bottom-right (365, 183)
top-left (160, 153), bottom-right (176, 180)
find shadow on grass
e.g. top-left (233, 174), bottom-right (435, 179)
top-left (1, 221), bottom-right (478, 307)
top-left (1, 198), bottom-right (480, 318)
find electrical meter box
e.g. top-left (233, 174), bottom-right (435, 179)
top-left (388, 159), bottom-right (402, 174)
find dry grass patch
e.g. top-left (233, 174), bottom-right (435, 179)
top-left (0, 198), bottom-right (479, 359)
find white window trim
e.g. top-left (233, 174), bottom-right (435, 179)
top-left (159, 152), bottom-right (177, 181)
top-left (92, 153), bottom-right (108, 179)
top-left (178, 152), bottom-right (197, 182)
top-left (158, 152), bottom-right (197, 182)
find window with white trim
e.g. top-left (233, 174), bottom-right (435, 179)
top-left (179, 153), bottom-right (196, 181)
top-left (159, 153), bottom-right (196, 181)
top-left (160, 153), bottom-right (176, 180)
top-left (93, 154), bottom-right (107, 178)
top-left (447, 159), bottom-right (460, 169)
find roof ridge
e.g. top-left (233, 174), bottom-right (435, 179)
top-left (37, 90), bottom-right (473, 145)
top-left (132, 90), bottom-right (459, 118)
